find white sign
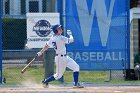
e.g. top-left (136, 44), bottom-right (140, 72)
top-left (26, 13), bottom-right (60, 48)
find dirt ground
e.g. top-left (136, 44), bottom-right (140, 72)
top-left (0, 84), bottom-right (140, 93)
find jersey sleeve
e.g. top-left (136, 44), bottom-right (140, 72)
top-left (61, 36), bottom-right (70, 44)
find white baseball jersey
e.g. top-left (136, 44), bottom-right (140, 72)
top-left (47, 35), bottom-right (69, 54)
top-left (46, 34), bottom-right (79, 80)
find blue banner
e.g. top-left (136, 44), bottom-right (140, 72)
top-left (65, 0), bottom-right (130, 70)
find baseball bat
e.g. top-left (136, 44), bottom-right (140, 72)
top-left (21, 55), bottom-right (38, 74)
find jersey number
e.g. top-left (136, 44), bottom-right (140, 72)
top-left (52, 42), bottom-right (57, 50)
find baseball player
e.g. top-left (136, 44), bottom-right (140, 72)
top-left (37, 24), bottom-right (84, 88)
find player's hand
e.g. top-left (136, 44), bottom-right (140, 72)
top-left (67, 30), bottom-right (72, 35)
top-left (37, 51), bottom-right (42, 57)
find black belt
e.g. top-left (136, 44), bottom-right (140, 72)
top-left (56, 54), bottom-right (66, 57)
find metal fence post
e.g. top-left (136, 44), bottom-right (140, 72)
top-left (44, 48), bottom-right (55, 78)
top-left (43, 48), bottom-right (64, 82)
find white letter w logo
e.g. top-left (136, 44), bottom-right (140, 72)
top-left (75, 0), bottom-right (115, 47)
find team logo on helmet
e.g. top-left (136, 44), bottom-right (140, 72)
top-left (33, 20), bottom-right (51, 37)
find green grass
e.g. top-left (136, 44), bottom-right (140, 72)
top-left (2, 67), bottom-right (140, 84)
top-left (3, 67), bottom-right (44, 84)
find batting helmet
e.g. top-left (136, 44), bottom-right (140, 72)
top-left (52, 24), bottom-right (62, 33)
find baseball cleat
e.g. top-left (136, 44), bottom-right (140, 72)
top-left (73, 83), bottom-right (84, 88)
top-left (42, 83), bottom-right (49, 88)
top-left (42, 79), bottom-right (49, 88)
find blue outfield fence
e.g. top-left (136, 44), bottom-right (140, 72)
top-left (0, 0), bottom-right (2, 83)
top-left (59, 0), bottom-right (130, 70)
top-left (67, 49), bottom-right (128, 70)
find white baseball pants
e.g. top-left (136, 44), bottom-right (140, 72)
top-left (53, 55), bottom-right (79, 80)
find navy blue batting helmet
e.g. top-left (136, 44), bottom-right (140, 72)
top-left (52, 24), bottom-right (62, 33)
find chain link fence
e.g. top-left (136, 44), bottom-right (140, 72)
top-left (1, 0), bottom-right (140, 85)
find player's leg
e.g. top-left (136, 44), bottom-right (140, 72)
top-left (53, 56), bottom-right (67, 80)
top-left (66, 57), bottom-right (79, 84)
top-left (43, 56), bottom-right (67, 86)
top-left (66, 56), bottom-right (84, 88)
top-left (42, 75), bottom-right (55, 87)
top-left (42, 56), bottom-right (58, 87)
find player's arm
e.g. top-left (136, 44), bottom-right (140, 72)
top-left (36, 45), bottom-right (49, 57)
top-left (67, 30), bottom-right (74, 43)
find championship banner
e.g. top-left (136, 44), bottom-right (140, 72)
top-left (26, 13), bottom-right (60, 48)
top-left (65, 0), bottom-right (130, 70)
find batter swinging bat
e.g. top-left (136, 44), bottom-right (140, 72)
top-left (21, 55), bottom-right (38, 74)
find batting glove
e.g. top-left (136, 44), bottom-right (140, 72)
top-left (37, 51), bottom-right (42, 57)
top-left (67, 30), bottom-right (72, 35)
